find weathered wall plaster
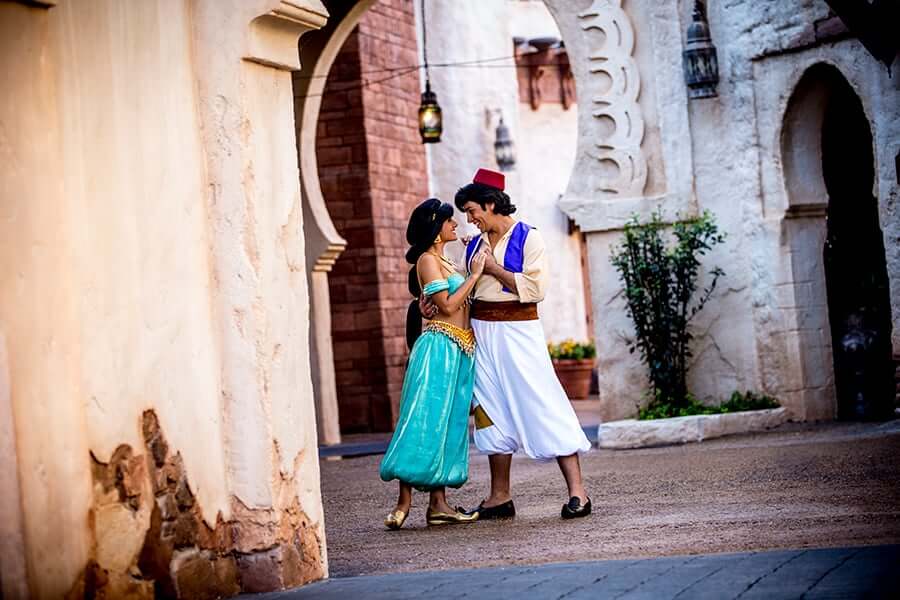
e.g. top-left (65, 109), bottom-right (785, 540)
top-left (0, 0), bottom-right (330, 596)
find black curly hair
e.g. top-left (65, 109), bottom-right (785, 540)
top-left (454, 182), bottom-right (517, 216)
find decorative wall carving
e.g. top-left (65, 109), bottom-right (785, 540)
top-left (579, 0), bottom-right (647, 197)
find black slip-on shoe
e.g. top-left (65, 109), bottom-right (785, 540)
top-left (463, 499), bottom-right (516, 520)
top-left (561, 496), bottom-right (592, 519)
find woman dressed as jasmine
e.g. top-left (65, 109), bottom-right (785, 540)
top-left (379, 198), bottom-right (487, 528)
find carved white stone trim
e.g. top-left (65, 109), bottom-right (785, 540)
top-left (560, 191), bottom-right (695, 233)
top-left (246, 0), bottom-right (329, 71)
top-left (579, 0), bottom-right (647, 198)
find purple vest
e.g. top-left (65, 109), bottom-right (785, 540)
top-left (466, 222), bottom-right (533, 293)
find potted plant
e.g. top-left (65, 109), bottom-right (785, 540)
top-left (548, 339), bottom-right (596, 400)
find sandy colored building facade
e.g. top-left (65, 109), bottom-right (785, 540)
top-left (1, 0), bottom-right (330, 597)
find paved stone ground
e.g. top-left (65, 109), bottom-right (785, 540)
top-left (249, 544), bottom-right (900, 599)
top-left (318, 421), bottom-right (900, 578)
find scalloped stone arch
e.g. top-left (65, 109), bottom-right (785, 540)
top-left (292, 0), bottom-right (378, 446)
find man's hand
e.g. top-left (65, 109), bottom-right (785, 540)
top-left (419, 294), bottom-right (438, 319)
top-left (481, 250), bottom-right (500, 276)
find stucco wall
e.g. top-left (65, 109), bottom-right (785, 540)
top-left (0, 5), bottom-right (94, 594)
top-left (0, 0), bottom-right (329, 596)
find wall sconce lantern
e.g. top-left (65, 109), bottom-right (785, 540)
top-left (418, 79), bottom-right (442, 143)
top-left (494, 116), bottom-right (516, 171)
top-left (486, 108), bottom-right (515, 171)
top-left (683, 0), bottom-right (719, 99)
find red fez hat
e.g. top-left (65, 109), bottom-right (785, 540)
top-left (473, 168), bottom-right (505, 191)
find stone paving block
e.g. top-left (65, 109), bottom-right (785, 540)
top-left (556, 555), bottom-right (694, 598)
top-left (494, 560), bottom-right (635, 599)
top-left (737, 547), bottom-right (859, 599)
top-left (675, 549), bottom-right (803, 597)
top-left (615, 553), bottom-right (738, 599)
top-left (803, 545), bottom-right (900, 599)
top-left (245, 545), bottom-right (900, 599)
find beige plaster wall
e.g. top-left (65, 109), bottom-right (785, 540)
top-left (53, 0), bottom-right (231, 523)
top-left (1, 4), bottom-right (95, 595)
top-left (0, 0), bottom-right (329, 595)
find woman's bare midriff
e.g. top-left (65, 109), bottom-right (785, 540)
top-left (419, 264), bottom-right (471, 331)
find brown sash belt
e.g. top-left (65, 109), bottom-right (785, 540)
top-left (471, 300), bottom-right (538, 322)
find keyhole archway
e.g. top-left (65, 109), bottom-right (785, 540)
top-left (780, 62), bottom-right (894, 421)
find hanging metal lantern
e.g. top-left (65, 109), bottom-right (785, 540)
top-left (418, 79), bottom-right (442, 143)
top-left (683, 0), bottom-right (719, 99)
top-left (494, 116), bottom-right (516, 171)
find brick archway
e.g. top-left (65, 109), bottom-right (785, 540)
top-left (294, 0), bottom-right (428, 437)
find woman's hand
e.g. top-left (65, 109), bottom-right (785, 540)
top-left (470, 250), bottom-right (487, 277)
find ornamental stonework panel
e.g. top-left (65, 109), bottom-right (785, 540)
top-left (579, 0), bottom-right (647, 198)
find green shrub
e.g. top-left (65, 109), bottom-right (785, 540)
top-left (610, 210), bottom-right (725, 411)
top-left (638, 390), bottom-right (780, 420)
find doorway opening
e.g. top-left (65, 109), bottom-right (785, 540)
top-left (819, 67), bottom-right (894, 420)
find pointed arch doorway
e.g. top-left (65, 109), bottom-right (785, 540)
top-left (818, 67), bottom-right (894, 420)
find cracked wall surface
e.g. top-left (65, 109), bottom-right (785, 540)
top-left (66, 412), bottom-right (323, 599)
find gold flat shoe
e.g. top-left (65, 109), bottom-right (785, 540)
top-left (426, 508), bottom-right (479, 526)
top-left (384, 509), bottom-right (408, 530)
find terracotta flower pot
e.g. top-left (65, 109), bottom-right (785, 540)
top-left (552, 358), bottom-right (595, 400)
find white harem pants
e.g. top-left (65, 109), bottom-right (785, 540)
top-left (471, 318), bottom-right (592, 459)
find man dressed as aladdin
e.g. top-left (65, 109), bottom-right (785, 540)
top-left (427, 168), bottom-right (592, 520)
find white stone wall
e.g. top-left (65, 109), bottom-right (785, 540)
top-left (546, 0), bottom-right (900, 419)
top-left (516, 105), bottom-right (587, 342)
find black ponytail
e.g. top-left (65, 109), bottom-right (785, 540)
top-left (406, 266), bottom-right (423, 349)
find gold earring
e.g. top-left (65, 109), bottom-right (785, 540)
top-left (434, 234), bottom-right (442, 244)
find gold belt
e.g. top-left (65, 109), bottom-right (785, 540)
top-left (424, 321), bottom-right (476, 356)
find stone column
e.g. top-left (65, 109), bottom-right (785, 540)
top-left (309, 270), bottom-right (342, 445)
